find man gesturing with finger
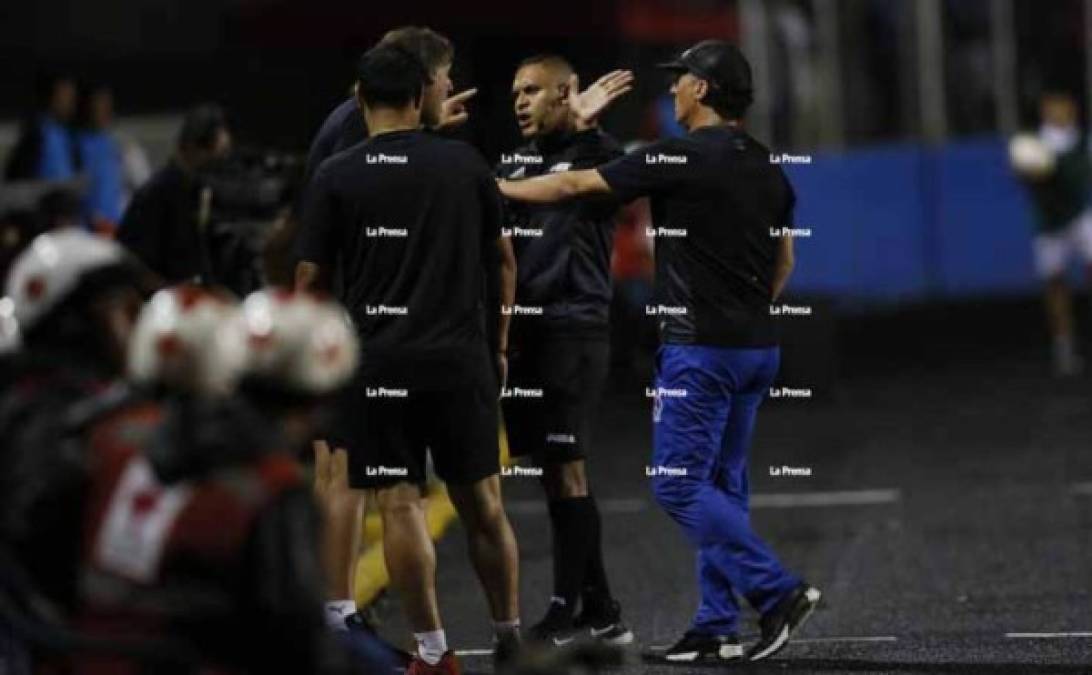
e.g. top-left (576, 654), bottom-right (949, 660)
top-left (497, 54), bottom-right (635, 646)
top-left (303, 26), bottom-right (476, 183)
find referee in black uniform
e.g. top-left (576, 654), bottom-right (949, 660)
top-left (296, 45), bottom-right (520, 674)
top-left (497, 54), bottom-right (635, 646)
top-left (499, 41), bottom-right (821, 664)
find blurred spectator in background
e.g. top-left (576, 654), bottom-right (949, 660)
top-left (4, 74), bottom-right (79, 182)
top-left (1011, 92), bottom-right (1092, 376)
top-left (77, 85), bottom-right (152, 235)
top-left (116, 103), bottom-right (232, 286)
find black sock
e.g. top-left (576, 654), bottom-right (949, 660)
top-left (546, 496), bottom-right (595, 613)
top-left (580, 493), bottom-right (614, 613)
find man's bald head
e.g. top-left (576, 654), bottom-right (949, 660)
top-left (512, 54), bottom-right (576, 139)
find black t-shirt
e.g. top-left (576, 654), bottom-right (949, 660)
top-left (496, 129), bottom-right (622, 337)
top-left (599, 125), bottom-right (795, 348)
top-left (303, 97), bottom-right (366, 184)
top-left (297, 129), bottom-right (502, 388)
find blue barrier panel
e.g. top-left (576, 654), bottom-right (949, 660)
top-left (783, 137), bottom-right (1043, 304)
top-left (785, 143), bottom-right (931, 302)
top-left (932, 138), bottom-right (1038, 296)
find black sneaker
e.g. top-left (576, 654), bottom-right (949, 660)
top-left (745, 583), bottom-right (822, 662)
top-left (641, 630), bottom-right (742, 665)
top-left (493, 630), bottom-right (522, 670)
top-left (528, 599), bottom-right (577, 647)
top-left (573, 599), bottom-right (634, 645)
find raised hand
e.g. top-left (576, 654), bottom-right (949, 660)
top-left (436, 88), bottom-right (478, 130)
top-left (568, 70), bottom-right (635, 129)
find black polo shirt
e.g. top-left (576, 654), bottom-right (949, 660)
top-left (296, 129), bottom-right (502, 388)
top-left (303, 97), bottom-right (365, 184)
top-left (496, 128), bottom-right (622, 337)
top-left (598, 125), bottom-right (795, 348)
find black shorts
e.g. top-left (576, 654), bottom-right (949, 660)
top-left (332, 376), bottom-right (501, 490)
top-left (502, 335), bottom-right (609, 466)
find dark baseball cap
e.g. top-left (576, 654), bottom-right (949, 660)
top-left (657, 40), bottom-right (754, 112)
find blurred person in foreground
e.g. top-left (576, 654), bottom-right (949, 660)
top-left (66, 287), bottom-right (391, 673)
top-left (77, 85), bottom-right (152, 235)
top-left (498, 40), bottom-right (820, 664)
top-left (1009, 92), bottom-right (1092, 376)
top-left (296, 45), bottom-right (519, 674)
top-left (116, 104), bottom-right (232, 285)
top-left (4, 74), bottom-right (79, 182)
top-left (0, 230), bottom-right (148, 614)
top-left (497, 53), bottom-right (635, 646)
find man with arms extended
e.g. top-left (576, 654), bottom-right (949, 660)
top-left (498, 41), bottom-right (820, 664)
top-left (498, 54), bottom-right (635, 645)
top-left (296, 45), bottom-right (519, 675)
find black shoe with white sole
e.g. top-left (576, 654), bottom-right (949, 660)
top-left (745, 583), bottom-right (822, 662)
top-left (641, 630), bottom-right (743, 665)
top-left (529, 600), bottom-right (577, 647)
top-left (573, 599), bottom-right (634, 645)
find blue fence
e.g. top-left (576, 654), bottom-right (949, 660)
top-left (783, 137), bottom-right (1041, 306)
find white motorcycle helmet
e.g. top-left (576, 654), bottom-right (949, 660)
top-left (236, 289), bottom-right (359, 396)
top-left (128, 285), bottom-right (247, 396)
top-left (4, 229), bottom-right (131, 335)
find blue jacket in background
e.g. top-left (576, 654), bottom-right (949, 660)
top-left (78, 130), bottom-right (125, 224)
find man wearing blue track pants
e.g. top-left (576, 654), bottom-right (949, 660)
top-left (498, 39), bottom-right (822, 664)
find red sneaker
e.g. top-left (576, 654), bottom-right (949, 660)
top-left (406, 650), bottom-right (461, 675)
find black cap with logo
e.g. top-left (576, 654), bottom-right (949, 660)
top-left (657, 40), bottom-right (754, 116)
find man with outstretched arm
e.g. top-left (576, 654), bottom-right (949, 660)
top-left (497, 53), bottom-right (636, 646)
top-left (498, 40), bottom-right (819, 665)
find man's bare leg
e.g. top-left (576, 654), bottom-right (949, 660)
top-left (447, 474), bottom-right (520, 623)
top-left (376, 481), bottom-right (448, 664)
top-left (313, 440), bottom-right (367, 628)
top-left (1044, 276), bottom-right (1082, 375)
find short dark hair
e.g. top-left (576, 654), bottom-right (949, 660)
top-left (378, 26), bottom-right (453, 76)
top-left (356, 46), bottom-right (428, 109)
top-left (178, 103), bottom-right (228, 151)
top-left (703, 88), bottom-right (752, 119)
top-left (516, 53), bottom-right (574, 76)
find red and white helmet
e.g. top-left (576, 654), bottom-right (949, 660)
top-left (236, 289), bottom-right (359, 395)
top-left (4, 229), bottom-right (129, 333)
top-left (128, 285), bottom-right (247, 396)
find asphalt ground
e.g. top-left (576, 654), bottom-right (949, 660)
top-left (369, 302), bottom-right (1092, 674)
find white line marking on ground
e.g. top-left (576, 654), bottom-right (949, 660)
top-left (750, 489), bottom-right (901, 508)
top-left (460, 636), bottom-right (897, 658)
top-left (506, 491), bottom-right (901, 514)
top-left (1005, 632), bottom-right (1092, 638)
top-left (792, 636), bottom-right (898, 644)
top-left (454, 649), bottom-right (496, 656)
top-left (504, 498), bottom-right (648, 515)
